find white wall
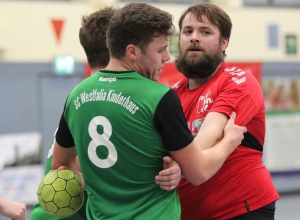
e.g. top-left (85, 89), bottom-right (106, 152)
top-left (0, 1), bottom-right (299, 62)
top-left (149, 3), bottom-right (300, 62)
top-left (0, 1), bottom-right (93, 62)
top-left (225, 7), bottom-right (300, 62)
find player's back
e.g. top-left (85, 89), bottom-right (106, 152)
top-left (64, 70), bottom-right (180, 219)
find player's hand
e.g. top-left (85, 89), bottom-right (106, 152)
top-left (223, 112), bottom-right (247, 152)
top-left (0, 198), bottom-right (26, 220)
top-left (155, 156), bottom-right (181, 191)
top-left (57, 166), bottom-right (86, 191)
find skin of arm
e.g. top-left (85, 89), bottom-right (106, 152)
top-left (52, 145), bottom-right (78, 171)
top-left (157, 112), bottom-right (231, 185)
top-left (169, 112), bottom-right (246, 186)
top-left (195, 111), bottom-right (228, 151)
top-left (0, 197), bottom-right (26, 220)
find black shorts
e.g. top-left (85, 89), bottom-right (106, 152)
top-left (229, 202), bottom-right (276, 220)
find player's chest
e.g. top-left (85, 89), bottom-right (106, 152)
top-left (181, 82), bottom-right (220, 114)
top-left (178, 83), bottom-right (220, 135)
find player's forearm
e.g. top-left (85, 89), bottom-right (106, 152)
top-left (199, 136), bottom-right (236, 180)
top-left (52, 156), bottom-right (77, 170)
top-left (52, 142), bottom-right (78, 170)
top-left (195, 112), bottom-right (228, 151)
top-left (196, 133), bottom-right (221, 151)
top-left (195, 124), bottom-right (224, 151)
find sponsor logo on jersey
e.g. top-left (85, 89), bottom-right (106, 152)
top-left (187, 118), bottom-right (205, 137)
top-left (197, 90), bottom-right (213, 113)
top-left (99, 77), bottom-right (117, 83)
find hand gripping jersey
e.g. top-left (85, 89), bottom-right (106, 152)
top-left (173, 62), bottom-right (279, 220)
top-left (55, 70), bottom-right (194, 220)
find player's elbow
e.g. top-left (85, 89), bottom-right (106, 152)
top-left (184, 171), bottom-right (209, 186)
top-left (188, 177), bottom-right (207, 186)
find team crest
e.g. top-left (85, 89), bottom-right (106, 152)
top-left (196, 90), bottom-right (213, 113)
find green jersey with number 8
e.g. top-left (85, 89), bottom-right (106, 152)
top-left (56, 70), bottom-right (194, 220)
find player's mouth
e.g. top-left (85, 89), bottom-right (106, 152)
top-left (188, 48), bottom-right (202, 53)
top-left (186, 43), bottom-right (203, 53)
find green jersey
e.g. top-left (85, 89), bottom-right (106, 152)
top-left (29, 135), bottom-right (87, 220)
top-left (56, 70), bottom-right (194, 220)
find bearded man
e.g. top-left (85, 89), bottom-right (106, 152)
top-left (172, 3), bottom-right (279, 220)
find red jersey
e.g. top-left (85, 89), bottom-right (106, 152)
top-left (173, 62), bottom-right (279, 220)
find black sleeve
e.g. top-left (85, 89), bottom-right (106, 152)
top-left (154, 89), bottom-right (194, 151)
top-left (55, 103), bottom-right (75, 148)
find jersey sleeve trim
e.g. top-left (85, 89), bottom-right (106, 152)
top-left (154, 89), bottom-right (194, 151)
top-left (56, 103), bottom-right (75, 148)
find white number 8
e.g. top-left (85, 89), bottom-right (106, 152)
top-left (88, 116), bottom-right (118, 168)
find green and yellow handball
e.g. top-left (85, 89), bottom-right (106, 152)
top-left (37, 169), bottom-right (85, 218)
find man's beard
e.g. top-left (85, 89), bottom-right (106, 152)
top-left (175, 48), bottom-right (223, 79)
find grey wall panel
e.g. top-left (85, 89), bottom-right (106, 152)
top-left (262, 62), bottom-right (300, 78)
top-left (38, 74), bottom-right (82, 164)
top-left (0, 75), bottom-right (39, 133)
top-left (0, 62), bottom-right (85, 164)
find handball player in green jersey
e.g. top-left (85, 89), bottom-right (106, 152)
top-left (30, 6), bottom-right (181, 220)
top-left (52, 3), bottom-right (246, 219)
top-left (30, 7), bottom-right (116, 220)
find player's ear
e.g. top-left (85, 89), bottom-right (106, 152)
top-left (221, 37), bottom-right (229, 51)
top-left (126, 44), bottom-right (139, 61)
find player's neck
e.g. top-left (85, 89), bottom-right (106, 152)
top-left (105, 57), bottom-right (132, 71)
top-left (188, 77), bottom-right (211, 89)
top-left (188, 63), bottom-right (222, 89)
top-left (91, 66), bottom-right (106, 75)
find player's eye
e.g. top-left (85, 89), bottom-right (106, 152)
top-left (183, 29), bottom-right (192, 34)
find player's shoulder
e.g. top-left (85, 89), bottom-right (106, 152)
top-left (171, 78), bottom-right (188, 91)
top-left (222, 63), bottom-right (259, 87)
top-left (138, 76), bottom-right (172, 95)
